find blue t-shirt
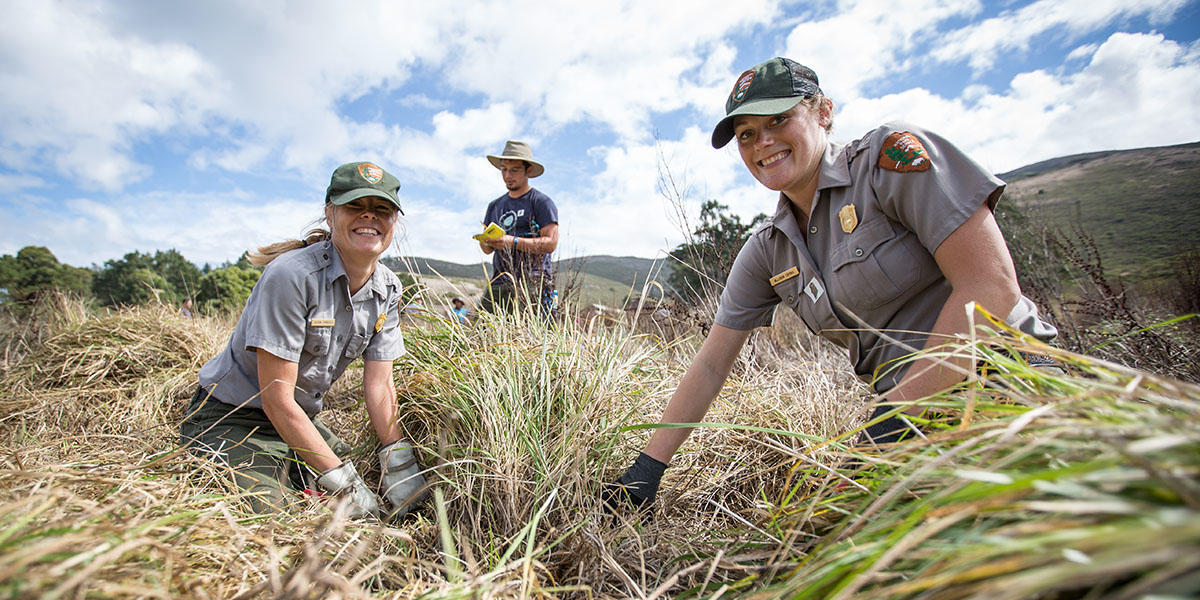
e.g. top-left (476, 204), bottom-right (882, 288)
top-left (482, 187), bottom-right (558, 283)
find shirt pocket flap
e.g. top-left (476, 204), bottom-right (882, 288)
top-left (831, 218), bottom-right (895, 271)
top-left (304, 326), bottom-right (332, 354)
top-left (344, 332), bottom-right (370, 358)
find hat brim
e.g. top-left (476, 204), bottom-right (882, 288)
top-left (487, 154), bottom-right (545, 178)
top-left (328, 188), bottom-right (405, 215)
top-left (711, 96), bottom-right (808, 149)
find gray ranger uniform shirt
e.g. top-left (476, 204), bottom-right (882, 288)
top-left (198, 240), bottom-right (406, 415)
top-left (715, 122), bottom-right (1055, 392)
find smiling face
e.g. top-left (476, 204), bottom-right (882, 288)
top-left (732, 100), bottom-right (831, 205)
top-left (325, 196), bottom-right (398, 265)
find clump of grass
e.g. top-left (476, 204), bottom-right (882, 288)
top-left (0, 296), bottom-right (225, 438)
top-left (741, 329), bottom-right (1200, 599)
top-left (1, 290), bottom-right (1197, 598)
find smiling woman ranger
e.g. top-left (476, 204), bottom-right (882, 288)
top-left (607, 57), bottom-right (1058, 510)
top-left (181, 161), bottom-right (427, 519)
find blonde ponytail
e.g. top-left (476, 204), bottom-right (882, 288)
top-left (247, 228), bottom-right (331, 266)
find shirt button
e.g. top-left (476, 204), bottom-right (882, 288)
top-left (345, 306), bottom-right (351, 312)
top-left (787, 295), bottom-right (795, 304)
top-left (855, 248), bottom-right (864, 257)
top-left (337, 335), bottom-right (343, 341)
top-left (328, 366), bottom-right (334, 372)
top-left (809, 225), bottom-right (817, 234)
top-left (315, 392), bottom-right (322, 398)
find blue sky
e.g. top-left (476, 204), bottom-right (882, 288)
top-left (2, 0), bottom-right (1198, 269)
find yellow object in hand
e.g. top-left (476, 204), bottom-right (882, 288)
top-left (472, 222), bottom-right (505, 241)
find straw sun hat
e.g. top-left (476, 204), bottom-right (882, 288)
top-left (486, 140), bottom-right (545, 178)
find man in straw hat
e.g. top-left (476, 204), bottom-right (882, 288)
top-left (478, 140), bottom-right (560, 315)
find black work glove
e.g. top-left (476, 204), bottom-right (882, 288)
top-left (603, 452), bottom-right (667, 512)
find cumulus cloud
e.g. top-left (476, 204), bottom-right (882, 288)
top-left (0, 3), bottom-right (222, 190)
top-left (782, 0), bottom-right (984, 101)
top-left (931, 0), bottom-right (1190, 72)
top-left (832, 32), bottom-right (1200, 173)
top-left (1, 0), bottom-right (1197, 268)
top-left (1, 189), bottom-right (318, 266)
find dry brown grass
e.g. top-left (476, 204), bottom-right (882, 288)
top-left (0, 293), bottom-right (863, 598)
top-left (5, 293), bottom-right (1192, 598)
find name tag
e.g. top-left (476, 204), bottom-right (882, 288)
top-left (310, 318), bottom-right (335, 327)
top-left (769, 266), bottom-right (800, 286)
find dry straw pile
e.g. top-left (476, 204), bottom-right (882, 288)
top-left (0, 293), bottom-right (1197, 598)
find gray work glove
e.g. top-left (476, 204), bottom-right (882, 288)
top-left (316, 461), bottom-right (382, 519)
top-left (379, 440), bottom-right (428, 518)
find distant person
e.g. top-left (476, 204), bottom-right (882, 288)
top-left (607, 57), bottom-right (1058, 511)
top-left (477, 140), bottom-right (559, 316)
top-left (180, 298), bottom-right (194, 319)
top-left (180, 161), bottom-right (427, 519)
top-left (449, 296), bottom-right (470, 324)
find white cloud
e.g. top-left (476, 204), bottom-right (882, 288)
top-left (930, 0), bottom-right (1190, 72)
top-left (2, 189), bottom-right (321, 267)
top-left (0, 173), bottom-right (46, 194)
top-left (0, 3), bottom-right (222, 190)
top-left (782, 0), bottom-right (984, 101)
top-left (1, 0), bottom-right (1197, 269)
top-left (833, 32), bottom-right (1200, 173)
top-left (442, 0), bottom-right (782, 142)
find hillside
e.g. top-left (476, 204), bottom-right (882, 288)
top-left (999, 141), bottom-right (1200, 282)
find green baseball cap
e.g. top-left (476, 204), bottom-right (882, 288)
top-left (325, 161), bottom-right (404, 214)
top-left (711, 57), bottom-right (823, 149)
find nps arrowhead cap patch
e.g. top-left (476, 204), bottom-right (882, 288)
top-left (358, 163), bottom-right (384, 184)
top-left (879, 132), bottom-right (931, 173)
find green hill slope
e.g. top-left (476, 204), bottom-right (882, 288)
top-left (999, 141), bottom-right (1200, 282)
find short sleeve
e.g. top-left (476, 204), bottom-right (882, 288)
top-left (534, 192), bottom-right (559, 225)
top-left (713, 234), bottom-right (779, 331)
top-left (242, 261), bottom-right (308, 362)
top-left (869, 123), bottom-right (1005, 254)
top-left (364, 297), bottom-right (406, 361)
top-left (483, 201), bottom-right (496, 226)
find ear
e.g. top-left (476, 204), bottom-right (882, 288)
top-left (819, 98), bottom-right (835, 128)
top-left (324, 203), bottom-right (334, 228)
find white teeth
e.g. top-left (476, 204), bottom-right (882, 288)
top-left (760, 150), bottom-right (789, 167)
top-left (354, 228), bottom-right (379, 235)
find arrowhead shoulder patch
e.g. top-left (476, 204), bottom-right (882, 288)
top-left (879, 131), bottom-right (931, 173)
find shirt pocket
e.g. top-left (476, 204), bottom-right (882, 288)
top-left (829, 218), bottom-right (918, 311)
top-left (304, 326), bottom-right (333, 355)
top-left (343, 332), bottom-right (370, 359)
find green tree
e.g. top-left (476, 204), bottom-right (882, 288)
top-left (667, 200), bottom-right (768, 301)
top-left (152, 249), bottom-right (202, 304)
top-left (0, 246), bottom-right (92, 305)
top-left (92, 249), bottom-right (205, 306)
top-left (196, 264), bottom-right (260, 314)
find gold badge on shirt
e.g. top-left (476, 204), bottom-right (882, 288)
top-left (838, 204), bottom-right (858, 234)
top-left (770, 266), bottom-right (800, 286)
top-left (375, 312), bottom-right (387, 333)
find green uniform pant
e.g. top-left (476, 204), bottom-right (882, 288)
top-left (179, 386), bottom-right (351, 513)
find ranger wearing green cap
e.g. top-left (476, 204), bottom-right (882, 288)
top-left (181, 161), bottom-right (428, 520)
top-left (607, 57), bottom-right (1057, 511)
